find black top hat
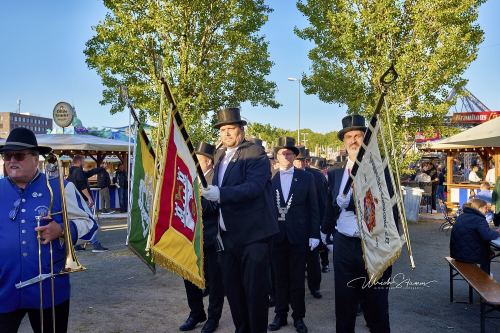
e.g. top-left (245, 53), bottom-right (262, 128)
top-left (337, 114), bottom-right (367, 140)
top-left (274, 136), bottom-right (299, 156)
top-left (310, 157), bottom-right (327, 169)
top-left (214, 107), bottom-right (247, 129)
top-left (0, 127), bottom-right (52, 154)
top-left (195, 142), bottom-right (216, 160)
top-left (295, 146), bottom-right (307, 160)
top-left (249, 137), bottom-right (263, 147)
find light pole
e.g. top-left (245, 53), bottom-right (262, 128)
top-left (288, 77), bottom-right (301, 145)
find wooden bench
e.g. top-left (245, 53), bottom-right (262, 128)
top-left (446, 257), bottom-right (500, 332)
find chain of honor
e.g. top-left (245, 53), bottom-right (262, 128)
top-left (276, 189), bottom-right (293, 221)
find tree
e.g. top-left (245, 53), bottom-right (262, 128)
top-left (296, 0), bottom-right (485, 173)
top-left (85, 0), bottom-right (279, 143)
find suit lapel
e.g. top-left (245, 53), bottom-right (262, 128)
top-left (221, 148), bottom-right (241, 187)
top-left (287, 168), bottom-right (300, 201)
top-left (272, 172), bottom-right (286, 205)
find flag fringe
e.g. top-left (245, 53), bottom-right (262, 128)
top-left (151, 247), bottom-right (205, 290)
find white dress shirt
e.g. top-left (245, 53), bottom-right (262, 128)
top-left (279, 166), bottom-right (294, 201)
top-left (336, 158), bottom-right (360, 238)
top-left (218, 147), bottom-right (238, 231)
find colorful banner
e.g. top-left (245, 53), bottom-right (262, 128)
top-left (352, 119), bottom-right (403, 284)
top-left (150, 113), bottom-right (204, 289)
top-left (128, 125), bottom-right (156, 272)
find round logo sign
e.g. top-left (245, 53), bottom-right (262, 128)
top-left (52, 102), bottom-right (74, 128)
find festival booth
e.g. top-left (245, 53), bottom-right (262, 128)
top-left (0, 134), bottom-right (131, 210)
top-left (423, 116), bottom-right (500, 208)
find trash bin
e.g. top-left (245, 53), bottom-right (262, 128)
top-left (402, 186), bottom-right (424, 223)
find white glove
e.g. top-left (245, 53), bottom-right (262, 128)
top-left (201, 185), bottom-right (220, 202)
top-left (320, 232), bottom-right (327, 244)
top-left (309, 238), bottom-right (320, 251)
top-left (327, 244), bottom-right (334, 252)
top-left (336, 190), bottom-right (352, 209)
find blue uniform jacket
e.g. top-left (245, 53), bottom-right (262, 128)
top-left (0, 172), bottom-right (97, 313)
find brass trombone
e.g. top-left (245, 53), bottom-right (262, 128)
top-left (15, 153), bottom-right (85, 333)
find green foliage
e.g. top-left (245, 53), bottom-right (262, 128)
top-left (296, 0), bottom-right (485, 173)
top-left (85, 0), bottom-right (279, 143)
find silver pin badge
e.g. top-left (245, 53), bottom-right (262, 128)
top-left (32, 192), bottom-right (38, 198)
top-left (38, 193), bottom-right (43, 197)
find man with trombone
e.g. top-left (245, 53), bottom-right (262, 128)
top-left (0, 127), bottom-right (97, 333)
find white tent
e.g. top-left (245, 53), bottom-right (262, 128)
top-left (0, 134), bottom-right (130, 153)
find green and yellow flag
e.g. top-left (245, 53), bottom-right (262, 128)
top-left (150, 112), bottom-right (204, 289)
top-left (128, 125), bottom-right (156, 272)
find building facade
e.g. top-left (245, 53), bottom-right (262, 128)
top-left (0, 112), bottom-right (53, 138)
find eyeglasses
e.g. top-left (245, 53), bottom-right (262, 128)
top-left (1, 152), bottom-right (33, 161)
top-left (9, 198), bottom-right (22, 221)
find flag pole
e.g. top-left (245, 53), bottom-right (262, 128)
top-left (342, 65), bottom-right (398, 195)
top-left (159, 77), bottom-right (208, 188)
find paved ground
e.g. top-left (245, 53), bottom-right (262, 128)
top-left (19, 213), bottom-right (500, 333)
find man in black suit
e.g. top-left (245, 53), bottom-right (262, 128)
top-left (323, 115), bottom-right (392, 333)
top-left (308, 157), bottom-right (332, 272)
top-left (294, 147), bottom-right (324, 299)
top-left (202, 107), bottom-right (278, 333)
top-left (268, 137), bottom-right (320, 333)
top-left (180, 142), bottom-right (224, 333)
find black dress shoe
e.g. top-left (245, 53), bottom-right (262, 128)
top-left (293, 319), bottom-right (308, 333)
top-left (179, 315), bottom-right (207, 331)
top-left (201, 318), bottom-right (219, 333)
top-left (268, 315), bottom-right (287, 331)
top-left (310, 290), bottom-right (322, 299)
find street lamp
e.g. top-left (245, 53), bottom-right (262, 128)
top-left (288, 77), bottom-right (301, 145)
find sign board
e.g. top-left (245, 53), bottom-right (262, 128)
top-left (52, 102), bottom-right (74, 128)
top-left (451, 111), bottom-right (500, 124)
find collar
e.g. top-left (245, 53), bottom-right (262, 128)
top-left (7, 169), bottom-right (41, 192)
top-left (280, 166), bottom-right (294, 174)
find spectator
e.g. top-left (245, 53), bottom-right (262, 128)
top-left (97, 162), bottom-right (111, 214)
top-left (436, 167), bottom-right (446, 203)
top-left (424, 161), bottom-right (439, 212)
top-left (485, 162), bottom-right (496, 185)
top-left (450, 198), bottom-right (500, 274)
top-left (468, 165), bottom-right (481, 183)
top-left (492, 177), bottom-right (500, 227)
top-left (113, 162), bottom-right (128, 213)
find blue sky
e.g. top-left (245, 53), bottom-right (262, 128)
top-left (0, 1), bottom-right (499, 134)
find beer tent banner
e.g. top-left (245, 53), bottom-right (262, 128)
top-left (352, 117), bottom-right (403, 284)
top-left (150, 113), bottom-right (204, 289)
top-left (128, 124), bottom-right (156, 272)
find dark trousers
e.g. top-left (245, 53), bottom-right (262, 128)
top-left (221, 240), bottom-right (271, 333)
top-left (272, 239), bottom-right (307, 320)
top-left (183, 245), bottom-right (224, 321)
top-left (0, 300), bottom-right (70, 333)
top-left (334, 233), bottom-right (391, 333)
top-left (494, 213), bottom-right (500, 227)
top-left (319, 242), bottom-right (329, 267)
top-left (306, 247), bottom-right (321, 292)
top-left (118, 187), bottom-right (128, 213)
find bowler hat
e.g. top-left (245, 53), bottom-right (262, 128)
top-left (214, 107), bottom-right (247, 129)
top-left (195, 142), bottom-right (216, 160)
top-left (0, 127), bottom-right (52, 154)
top-left (337, 114), bottom-right (367, 140)
top-left (274, 137), bottom-right (299, 156)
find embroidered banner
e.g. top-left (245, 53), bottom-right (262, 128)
top-left (352, 118), bottom-right (403, 284)
top-left (150, 113), bottom-right (204, 289)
